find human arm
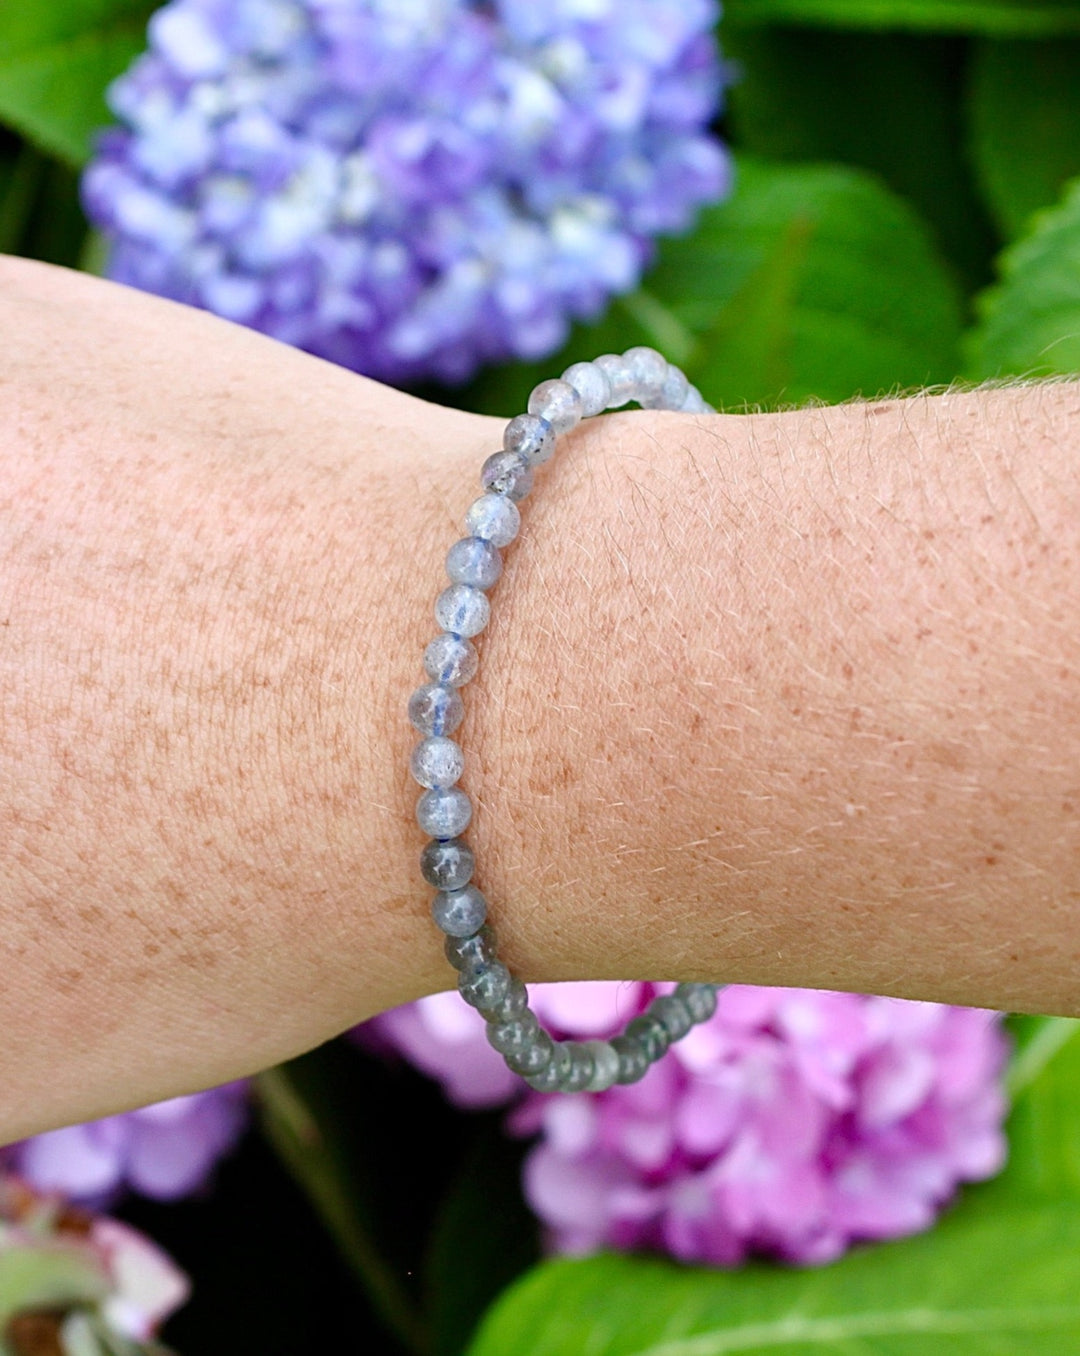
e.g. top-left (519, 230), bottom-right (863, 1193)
top-left (2, 254), bottom-right (1079, 1142)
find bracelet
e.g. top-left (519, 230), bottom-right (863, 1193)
top-left (407, 347), bottom-right (720, 1093)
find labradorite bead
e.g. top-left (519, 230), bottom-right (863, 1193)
top-left (446, 536), bottom-right (502, 591)
top-left (558, 1041), bottom-right (596, 1093)
top-left (507, 1029), bottom-right (555, 1077)
top-left (525, 1039), bottom-right (571, 1092)
top-left (423, 632), bottom-right (479, 687)
top-left (623, 346), bottom-right (668, 403)
top-left (432, 883), bottom-right (487, 937)
top-left (611, 1034), bottom-right (651, 1085)
top-left (416, 786), bottom-right (472, 839)
top-left (561, 361), bottom-right (610, 417)
top-left (421, 837), bottom-right (474, 891)
top-left (682, 385), bottom-right (710, 414)
top-left (677, 982), bottom-right (718, 1024)
top-left (409, 736), bottom-right (465, 789)
top-left (459, 960), bottom-right (512, 1011)
top-left (583, 1039), bottom-right (620, 1092)
top-left (650, 993), bottom-right (693, 1041)
top-left (625, 1013), bottom-right (670, 1063)
top-left (527, 378), bottom-right (582, 435)
top-left (408, 683), bottom-right (464, 737)
top-left (487, 1011), bottom-right (540, 1057)
top-left (481, 450), bottom-right (533, 501)
top-left (482, 974), bottom-right (529, 1024)
top-left (435, 583), bottom-right (490, 638)
top-left (594, 353), bottom-right (637, 407)
top-left (659, 364), bottom-right (689, 409)
top-left (444, 923), bottom-right (496, 971)
top-left (503, 413), bottom-right (555, 467)
top-left (465, 492), bottom-right (520, 547)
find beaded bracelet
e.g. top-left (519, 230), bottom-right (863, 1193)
top-left (407, 347), bottom-right (721, 1094)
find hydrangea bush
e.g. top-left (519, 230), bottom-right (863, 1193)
top-left (82, 0), bottom-right (729, 383)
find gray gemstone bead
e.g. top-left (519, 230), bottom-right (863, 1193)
top-left (611, 1034), bottom-right (652, 1085)
top-left (677, 982), bottom-right (719, 1024)
top-left (681, 384), bottom-right (711, 414)
top-left (561, 361), bottom-right (610, 417)
top-left (423, 632), bottom-right (479, 687)
top-left (465, 493), bottom-right (520, 547)
top-left (482, 974), bottom-right (529, 1024)
top-left (625, 1012), bottom-right (671, 1063)
top-left (658, 364), bottom-right (689, 410)
top-left (481, 450), bottom-right (533, 501)
top-left (527, 378), bottom-right (583, 434)
top-left (416, 786), bottom-right (472, 838)
top-left (410, 736), bottom-right (465, 789)
top-left (503, 413), bottom-right (556, 467)
top-left (623, 347), bottom-right (669, 403)
top-left (408, 683), bottom-right (464, 737)
top-left (446, 536), bottom-right (502, 591)
top-left (487, 1010), bottom-right (540, 1057)
top-left (594, 353), bottom-right (637, 407)
top-left (583, 1039), bottom-right (620, 1092)
top-left (525, 1040), bottom-right (572, 1092)
top-left (459, 960), bottom-right (512, 1011)
top-left (558, 1041), bottom-right (596, 1093)
top-left (421, 837), bottom-right (475, 891)
top-left (435, 583), bottom-right (490, 638)
top-left (432, 883), bottom-right (487, 937)
top-left (650, 993), bottom-right (693, 1042)
top-left (507, 1029), bottom-right (555, 1077)
top-left (444, 923), bottom-right (496, 971)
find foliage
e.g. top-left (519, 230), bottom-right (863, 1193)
top-left (967, 176), bottom-right (1080, 378)
top-left (2, 0), bottom-right (1080, 1352)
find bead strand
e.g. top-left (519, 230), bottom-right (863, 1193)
top-left (408, 347), bottom-right (719, 1093)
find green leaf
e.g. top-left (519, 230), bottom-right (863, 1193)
top-left (460, 158), bottom-right (963, 416)
top-left (965, 174), bottom-right (1080, 378)
top-left (680, 160), bottom-right (963, 407)
top-left (722, 25), bottom-right (995, 283)
top-left (466, 1205), bottom-right (1080, 1356)
top-left (723, 0), bottom-right (1080, 35)
top-left (997, 1015), bottom-right (1080, 1202)
top-left (967, 38), bottom-right (1080, 239)
top-left (0, 0), bottom-right (154, 166)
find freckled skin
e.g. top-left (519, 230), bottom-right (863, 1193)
top-left (1, 255), bottom-right (1080, 1141)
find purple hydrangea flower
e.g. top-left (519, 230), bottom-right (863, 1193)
top-left (4, 1082), bottom-right (249, 1209)
top-left (363, 984), bottom-right (1008, 1266)
top-left (82, 0), bottom-right (729, 383)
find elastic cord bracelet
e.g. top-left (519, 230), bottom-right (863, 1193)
top-left (408, 347), bottom-right (720, 1093)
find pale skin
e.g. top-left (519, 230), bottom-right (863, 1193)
top-left (2, 253), bottom-right (1079, 1145)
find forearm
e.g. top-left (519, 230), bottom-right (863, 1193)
top-left (3, 257), bottom-right (1079, 1143)
top-left (501, 383), bottom-right (1080, 1018)
top-left (0, 257), bottom-right (478, 1138)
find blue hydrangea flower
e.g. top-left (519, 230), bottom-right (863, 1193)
top-left (83, 0), bottom-right (730, 383)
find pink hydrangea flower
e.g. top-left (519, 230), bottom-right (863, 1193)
top-left (362, 983), bottom-right (1008, 1266)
